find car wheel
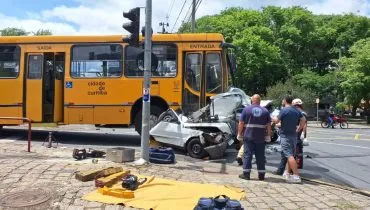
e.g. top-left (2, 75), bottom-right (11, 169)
top-left (187, 138), bottom-right (206, 159)
top-left (135, 106), bottom-right (164, 135)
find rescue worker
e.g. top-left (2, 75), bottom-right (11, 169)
top-left (236, 127), bottom-right (270, 166)
top-left (236, 101), bottom-right (273, 166)
top-left (237, 94), bottom-right (271, 181)
top-left (273, 95), bottom-right (306, 183)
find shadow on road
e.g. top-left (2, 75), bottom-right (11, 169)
top-left (1, 129), bottom-right (141, 147)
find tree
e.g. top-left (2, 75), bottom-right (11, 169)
top-left (233, 29), bottom-right (286, 95)
top-left (293, 69), bottom-right (337, 98)
top-left (179, 8), bottom-right (263, 43)
top-left (177, 6), bottom-right (370, 100)
top-left (0, 28), bottom-right (52, 36)
top-left (266, 79), bottom-right (316, 107)
top-left (339, 38), bottom-right (370, 116)
top-left (33, 29), bottom-right (52, 36)
top-left (0, 27), bottom-right (28, 36)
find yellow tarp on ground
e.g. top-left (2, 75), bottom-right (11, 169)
top-left (83, 175), bottom-right (245, 210)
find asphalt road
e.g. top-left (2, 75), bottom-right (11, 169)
top-left (1, 124), bottom-right (370, 191)
top-left (264, 125), bottom-right (370, 192)
top-left (299, 126), bottom-right (370, 191)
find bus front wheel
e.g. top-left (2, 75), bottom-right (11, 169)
top-left (134, 106), bottom-right (164, 135)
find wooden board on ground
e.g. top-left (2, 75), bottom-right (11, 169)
top-left (95, 171), bottom-right (130, 187)
top-left (75, 167), bottom-right (124, 182)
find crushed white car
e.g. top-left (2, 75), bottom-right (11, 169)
top-left (150, 88), bottom-right (250, 159)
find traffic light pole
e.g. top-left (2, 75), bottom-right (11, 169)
top-left (141, 0), bottom-right (152, 161)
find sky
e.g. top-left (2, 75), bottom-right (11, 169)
top-left (0, 0), bottom-right (369, 35)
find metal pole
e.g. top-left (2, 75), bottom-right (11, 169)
top-left (317, 103), bottom-right (319, 122)
top-left (0, 117), bottom-right (32, 152)
top-left (27, 119), bottom-right (31, 152)
top-left (140, 0), bottom-right (152, 161)
top-left (191, 0), bottom-right (196, 32)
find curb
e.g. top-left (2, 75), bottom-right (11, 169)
top-left (301, 177), bottom-right (370, 197)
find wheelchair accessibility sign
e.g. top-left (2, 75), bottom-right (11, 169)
top-left (65, 81), bottom-right (73, 89)
top-left (143, 88), bottom-right (150, 102)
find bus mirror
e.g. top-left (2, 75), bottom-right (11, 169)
top-left (230, 53), bottom-right (237, 72)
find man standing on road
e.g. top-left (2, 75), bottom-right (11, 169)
top-left (273, 95), bottom-right (306, 183)
top-left (237, 94), bottom-right (271, 181)
top-left (274, 98), bottom-right (307, 174)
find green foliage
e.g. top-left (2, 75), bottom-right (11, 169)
top-left (266, 79), bottom-right (316, 107)
top-left (233, 30), bottom-right (286, 94)
top-left (0, 28), bottom-right (52, 36)
top-left (0, 27), bottom-right (28, 36)
top-left (178, 6), bottom-right (370, 106)
top-left (335, 102), bottom-right (347, 114)
top-left (293, 69), bottom-right (337, 97)
top-left (339, 37), bottom-right (370, 109)
top-left (34, 29), bottom-right (52, 36)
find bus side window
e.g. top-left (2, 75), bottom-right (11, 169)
top-left (71, 44), bottom-right (123, 78)
top-left (55, 54), bottom-right (65, 80)
top-left (0, 46), bottom-right (20, 78)
top-left (28, 55), bottom-right (43, 79)
top-left (124, 44), bottom-right (177, 78)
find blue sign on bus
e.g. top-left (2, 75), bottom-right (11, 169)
top-left (65, 81), bottom-right (73, 89)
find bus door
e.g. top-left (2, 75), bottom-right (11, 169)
top-left (25, 52), bottom-right (65, 122)
top-left (182, 51), bottom-right (223, 114)
top-left (183, 52), bottom-right (204, 114)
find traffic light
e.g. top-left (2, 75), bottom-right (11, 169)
top-left (122, 7), bottom-right (140, 47)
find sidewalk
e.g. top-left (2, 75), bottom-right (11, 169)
top-left (0, 140), bottom-right (370, 210)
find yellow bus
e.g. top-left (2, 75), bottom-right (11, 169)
top-left (0, 33), bottom-right (236, 133)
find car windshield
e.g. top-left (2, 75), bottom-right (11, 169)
top-left (211, 93), bottom-right (242, 117)
top-left (227, 87), bottom-right (251, 106)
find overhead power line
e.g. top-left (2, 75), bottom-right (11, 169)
top-left (196, 0), bottom-right (202, 13)
top-left (187, 0), bottom-right (202, 23)
top-left (167, 0), bottom-right (176, 19)
top-left (182, 0), bottom-right (193, 24)
top-left (171, 0), bottom-right (188, 32)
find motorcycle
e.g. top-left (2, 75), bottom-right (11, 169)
top-left (321, 114), bottom-right (349, 129)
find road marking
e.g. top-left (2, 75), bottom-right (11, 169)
top-left (310, 140), bottom-right (370, 150)
top-left (309, 136), bottom-right (370, 142)
top-left (0, 140), bottom-right (16, 143)
top-left (311, 128), bottom-right (370, 137)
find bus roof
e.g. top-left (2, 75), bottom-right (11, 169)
top-left (0, 33), bottom-right (225, 44)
